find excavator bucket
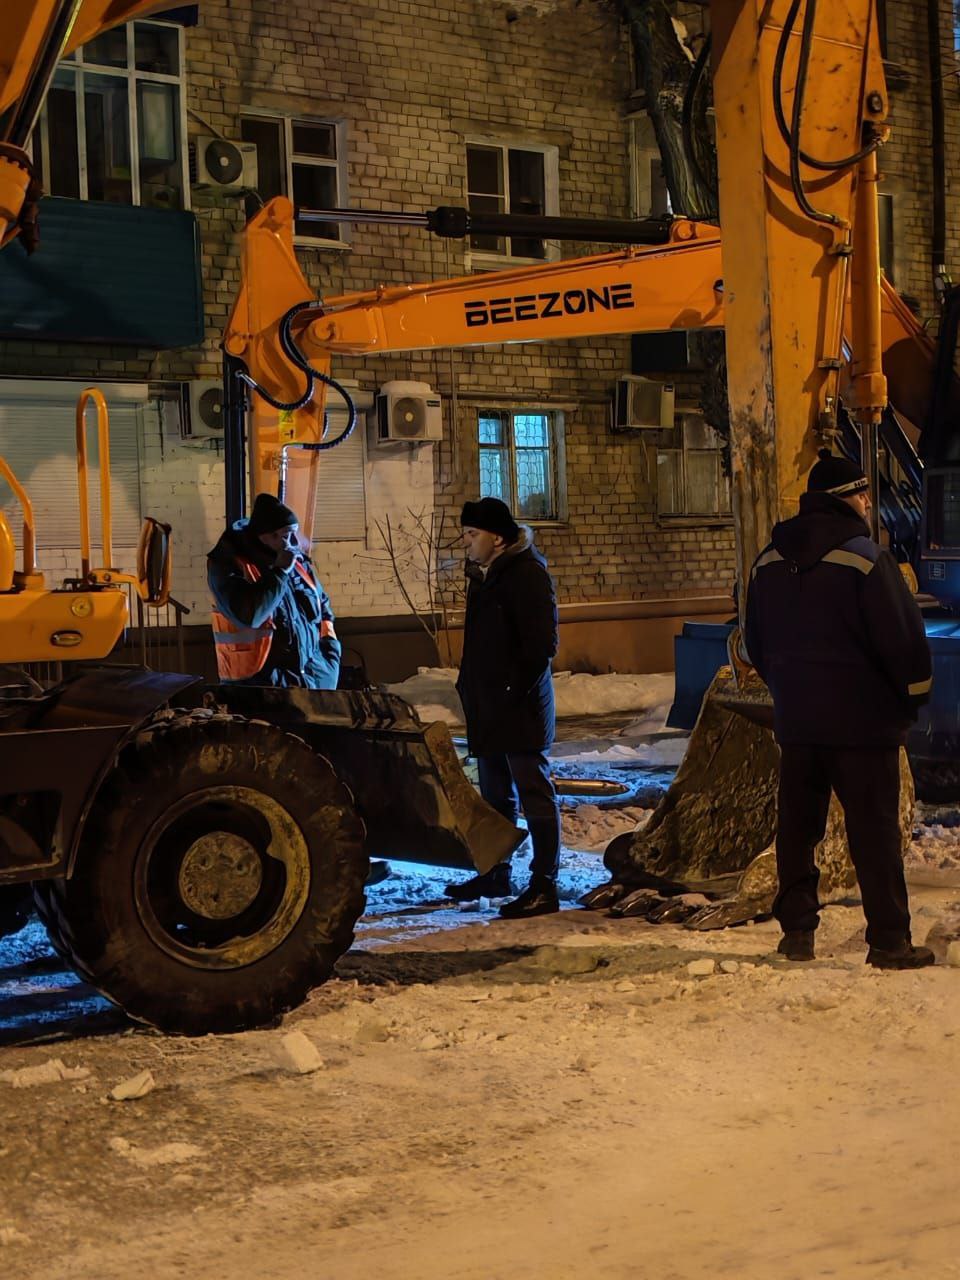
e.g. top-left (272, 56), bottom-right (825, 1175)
top-left (586, 666), bottom-right (913, 930)
top-left (212, 684), bottom-right (524, 873)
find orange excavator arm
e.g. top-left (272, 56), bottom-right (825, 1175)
top-left (0, 0), bottom-right (169, 247)
top-left (222, 205), bottom-right (724, 536)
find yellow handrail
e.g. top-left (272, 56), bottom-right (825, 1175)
top-left (0, 456), bottom-right (39, 578)
top-left (75, 387), bottom-right (113, 578)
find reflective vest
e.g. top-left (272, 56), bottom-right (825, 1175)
top-left (211, 556), bottom-right (322, 682)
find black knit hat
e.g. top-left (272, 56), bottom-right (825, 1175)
top-left (806, 449), bottom-right (869, 497)
top-left (460, 497), bottom-right (520, 544)
top-left (248, 492), bottom-right (298, 535)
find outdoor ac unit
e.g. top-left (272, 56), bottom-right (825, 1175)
top-left (612, 375), bottom-right (676, 431)
top-left (183, 379), bottom-right (225, 439)
top-left (373, 381), bottom-right (443, 444)
top-left (190, 135), bottom-right (258, 194)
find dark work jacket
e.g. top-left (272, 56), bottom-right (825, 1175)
top-left (207, 520), bottom-right (341, 689)
top-left (744, 492), bottom-right (932, 747)
top-left (456, 526), bottom-right (559, 756)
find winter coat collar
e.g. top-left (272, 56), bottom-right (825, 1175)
top-left (770, 492), bottom-right (872, 572)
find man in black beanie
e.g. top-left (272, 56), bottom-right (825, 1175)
top-left (745, 450), bottom-right (934, 969)
top-left (447, 497), bottom-right (562, 918)
top-left (208, 492), bottom-right (340, 689)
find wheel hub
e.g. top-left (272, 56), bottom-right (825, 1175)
top-left (177, 833), bottom-right (263, 919)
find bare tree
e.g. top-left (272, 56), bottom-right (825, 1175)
top-left (364, 509), bottom-right (466, 666)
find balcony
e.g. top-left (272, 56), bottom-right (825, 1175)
top-left (0, 196), bottom-right (204, 349)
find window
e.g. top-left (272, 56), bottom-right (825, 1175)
top-left (629, 115), bottom-right (671, 219)
top-left (311, 403), bottom-right (366, 542)
top-left (478, 409), bottom-right (562, 521)
top-left (240, 114), bottom-right (347, 243)
top-left (0, 382), bottom-right (144, 552)
top-left (31, 21), bottom-right (187, 211)
top-left (657, 412), bottom-right (731, 519)
top-left (466, 141), bottom-right (558, 262)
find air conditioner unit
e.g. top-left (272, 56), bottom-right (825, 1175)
top-left (190, 135), bottom-right (258, 195)
top-left (183, 379), bottom-right (224, 439)
top-left (612, 375), bottom-right (676, 431)
top-left (372, 381), bottom-right (443, 444)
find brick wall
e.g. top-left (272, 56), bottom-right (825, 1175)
top-left (3, 0), bottom-right (954, 635)
top-left (880, 0), bottom-right (960, 319)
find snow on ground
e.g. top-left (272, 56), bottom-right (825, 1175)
top-left (385, 666), bottom-right (677, 730)
top-left (1, 705), bottom-right (960, 1280)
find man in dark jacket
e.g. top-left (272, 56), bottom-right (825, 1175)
top-left (208, 492), bottom-right (341, 689)
top-left (446, 497), bottom-right (562, 919)
top-left (745, 449), bottom-right (934, 969)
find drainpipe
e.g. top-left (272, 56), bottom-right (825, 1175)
top-left (927, 0), bottom-right (950, 306)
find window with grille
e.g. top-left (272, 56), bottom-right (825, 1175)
top-left (657, 412), bottom-right (731, 519)
top-left (478, 409), bottom-right (562, 521)
top-left (240, 114), bottom-right (347, 243)
top-left (29, 20), bottom-right (188, 212)
top-left (466, 141), bottom-right (558, 262)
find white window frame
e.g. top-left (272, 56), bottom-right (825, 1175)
top-left (32, 20), bottom-right (190, 211)
top-left (240, 110), bottom-right (350, 248)
top-left (477, 406), bottom-right (567, 523)
top-left (656, 409), bottom-right (732, 523)
top-left (465, 138), bottom-right (560, 268)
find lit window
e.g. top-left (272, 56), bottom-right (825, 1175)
top-left (657, 412), bottom-right (731, 519)
top-left (240, 114), bottom-right (347, 243)
top-left (31, 21), bottom-right (187, 212)
top-left (478, 409), bottom-right (562, 521)
top-left (466, 141), bottom-right (558, 262)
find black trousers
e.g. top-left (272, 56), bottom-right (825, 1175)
top-left (774, 744), bottom-right (911, 950)
top-left (477, 751), bottom-right (561, 883)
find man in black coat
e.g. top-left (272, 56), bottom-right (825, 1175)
top-left (745, 450), bottom-right (934, 969)
top-left (446, 497), bottom-right (562, 919)
top-left (207, 492), bottom-right (341, 690)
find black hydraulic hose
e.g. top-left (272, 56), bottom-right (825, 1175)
top-left (772, 0), bottom-right (880, 173)
top-left (788, 0), bottom-right (843, 226)
top-left (277, 301), bottom-right (358, 450)
top-left (681, 35), bottom-right (717, 200)
top-left (235, 368), bottom-right (314, 413)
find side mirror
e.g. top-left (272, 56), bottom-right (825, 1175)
top-left (136, 517), bottom-right (172, 607)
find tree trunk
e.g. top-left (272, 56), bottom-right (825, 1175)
top-left (619, 0), bottom-right (717, 219)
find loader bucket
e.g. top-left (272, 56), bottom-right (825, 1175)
top-left (211, 685), bottom-right (525, 873)
top-left (591, 665), bottom-right (913, 929)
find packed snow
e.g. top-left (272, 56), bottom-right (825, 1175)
top-left (385, 666), bottom-right (677, 729)
top-left (1, 693), bottom-right (959, 1280)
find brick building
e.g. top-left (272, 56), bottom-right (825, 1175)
top-left (0, 0), bottom-right (955, 678)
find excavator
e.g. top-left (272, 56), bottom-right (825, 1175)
top-left (0, 0), bottom-right (956, 1024)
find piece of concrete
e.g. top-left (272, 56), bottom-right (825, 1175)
top-left (278, 1030), bottom-right (325, 1074)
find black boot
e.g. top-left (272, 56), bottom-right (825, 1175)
top-left (499, 878), bottom-right (560, 919)
top-left (866, 941), bottom-right (935, 970)
top-left (777, 930), bottom-right (816, 961)
top-left (445, 863), bottom-right (513, 902)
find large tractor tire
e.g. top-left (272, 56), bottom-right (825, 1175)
top-left (33, 711), bottom-right (367, 1035)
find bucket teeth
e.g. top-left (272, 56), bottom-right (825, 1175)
top-left (608, 888), bottom-right (664, 918)
top-left (578, 881), bottom-right (627, 911)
